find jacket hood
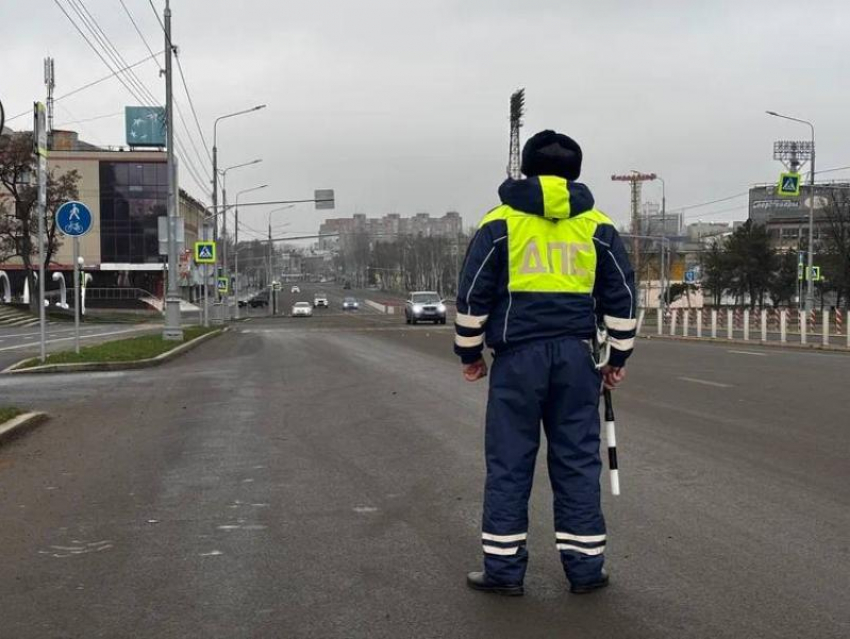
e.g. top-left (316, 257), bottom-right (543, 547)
top-left (498, 176), bottom-right (595, 220)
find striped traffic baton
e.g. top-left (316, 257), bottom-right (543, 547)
top-left (603, 388), bottom-right (620, 496)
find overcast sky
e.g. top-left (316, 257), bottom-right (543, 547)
top-left (3, 0), bottom-right (850, 241)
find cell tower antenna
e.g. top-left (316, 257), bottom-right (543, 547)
top-left (44, 57), bottom-right (55, 134)
top-left (508, 88), bottom-right (525, 179)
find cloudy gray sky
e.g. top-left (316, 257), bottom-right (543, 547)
top-left (3, 0), bottom-right (850, 240)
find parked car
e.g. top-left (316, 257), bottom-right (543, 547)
top-left (405, 291), bottom-right (447, 325)
top-left (342, 297), bottom-right (359, 311)
top-left (313, 293), bottom-right (329, 308)
top-left (291, 301), bottom-right (313, 317)
top-left (291, 285), bottom-right (301, 294)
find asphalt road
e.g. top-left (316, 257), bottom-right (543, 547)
top-left (1, 285), bottom-right (848, 638)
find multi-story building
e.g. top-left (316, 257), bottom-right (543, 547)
top-left (748, 182), bottom-right (848, 251)
top-left (1, 129), bottom-right (207, 302)
top-left (319, 211), bottom-right (464, 248)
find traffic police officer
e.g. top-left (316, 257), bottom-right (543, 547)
top-left (455, 130), bottom-right (636, 596)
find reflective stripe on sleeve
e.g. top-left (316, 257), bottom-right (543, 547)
top-left (455, 334), bottom-right (484, 348)
top-left (608, 335), bottom-right (635, 351)
top-left (456, 312), bottom-right (489, 329)
top-left (604, 315), bottom-right (637, 332)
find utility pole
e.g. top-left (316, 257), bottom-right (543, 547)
top-left (34, 102), bottom-right (48, 362)
top-left (162, 0), bottom-right (182, 340)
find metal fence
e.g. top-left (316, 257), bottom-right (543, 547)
top-left (639, 307), bottom-right (850, 348)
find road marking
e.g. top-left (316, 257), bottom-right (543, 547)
top-left (728, 350), bottom-right (768, 357)
top-left (678, 376), bottom-right (732, 388)
top-left (0, 328), bottom-right (147, 352)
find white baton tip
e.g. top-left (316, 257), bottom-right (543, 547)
top-left (610, 469), bottom-right (620, 496)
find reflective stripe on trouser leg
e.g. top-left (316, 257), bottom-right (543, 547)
top-left (542, 338), bottom-right (606, 586)
top-left (481, 346), bottom-right (546, 585)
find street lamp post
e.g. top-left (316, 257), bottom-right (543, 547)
top-left (766, 110), bottom-right (816, 311)
top-left (233, 184), bottom-right (268, 319)
top-left (217, 158), bottom-right (262, 313)
top-left (211, 105), bottom-right (265, 315)
top-left (266, 205), bottom-right (295, 316)
top-left (656, 176), bottom-right (667, 311)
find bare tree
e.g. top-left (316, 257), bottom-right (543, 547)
top-left (0, 132), bottom-right (80, 310)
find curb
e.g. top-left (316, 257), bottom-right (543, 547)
top-left (639, 333), bottom-right (850, 354)
top-left (2, 328), bottom-right (227, 375)
top-left (0, 412), bottom-right (49, 445)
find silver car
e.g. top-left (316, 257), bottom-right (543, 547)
top-left (291, 301), bottom-right (313, 317)
top-left (405, 291), bottom-right (447, 325)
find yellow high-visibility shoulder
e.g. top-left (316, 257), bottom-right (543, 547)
top-left (478, 205), bottom-right (515, 229)
top-left (575, 208), bottom-right (613, 226)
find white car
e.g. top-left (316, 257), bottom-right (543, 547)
top-left (291, 301), bottom-right (313, 317)
top-left (313, 294), bottom-right (329, 308)
top-left (291, 285), bottom-right (301, 294)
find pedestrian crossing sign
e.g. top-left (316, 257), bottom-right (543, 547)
top-left (778, 172), bottom-right (801, 197)
top-left (194, 241), bottom-right (216, 264)
top-left (217, 277), bottom-right (229, 294)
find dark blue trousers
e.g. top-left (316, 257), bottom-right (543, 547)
top-left (481, 337), bottom-right (606, 586)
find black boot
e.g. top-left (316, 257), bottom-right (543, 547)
top-left (466, 571), bottom-right (524, 596)
top-left (569, 570), bottom-right (609, 594)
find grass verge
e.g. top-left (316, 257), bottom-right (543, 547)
top-left (14, 326), bottom-right (216, 369)
top-left (0, 407), bottom-right (24, 423)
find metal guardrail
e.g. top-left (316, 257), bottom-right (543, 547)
top-left (83, 287), bottom-right (158, 301)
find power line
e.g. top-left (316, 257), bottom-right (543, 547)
top-left (175, 54), bottom-right (213, 163)
top-left (120, 0), bottom-right (211, 179)
top-left (51, 0), bottom-right (210, 200)
top-left (145, 0), bottom-right (213, 165)
top-left (119, 0), bottom-right (162, 71)
top-left (4, 52), bottom-right (163, 124)
top-left (54, 110), bottom-right (122, 126)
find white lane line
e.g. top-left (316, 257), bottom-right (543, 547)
top-left (678, 376), bottom-right (732, 389)
top-left (728, 350), bottom-right (768, 357)
top-left (0, 328), bottom-right (147, 352)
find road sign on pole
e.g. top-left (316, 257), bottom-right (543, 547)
top-left (777, 172), bottom-right (801, 197)
top-left (194, 241), bottom-right (216, 264)
top-left (684, 270), bottom-right (697, 284)
top-left (217, 276), bottom-right (229, 294)
top-left (56, 201), bottom-right (93, 237)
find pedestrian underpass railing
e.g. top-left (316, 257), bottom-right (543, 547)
top-left (637, 306), bottom-right (850, 349)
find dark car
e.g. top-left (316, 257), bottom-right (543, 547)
top-left (404, 291), bottom-right (447, 325)
top-left (248, 292), bottom-right (269, 308)
top-left (342, 297), bottom-right (359, 311)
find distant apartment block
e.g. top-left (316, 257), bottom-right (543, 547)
top-left (319, 212), bottom-right (464, 247)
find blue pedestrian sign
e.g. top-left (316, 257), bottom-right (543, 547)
top-left (56, 201), bottom-right (93, 237)
top-left (684, 269), bottom-right (697, 283)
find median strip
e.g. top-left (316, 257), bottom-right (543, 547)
top-left (3, 326), bottom-right (225, 374)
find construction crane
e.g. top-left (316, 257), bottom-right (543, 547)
top-left (611, 171), bottom-right (657, 283)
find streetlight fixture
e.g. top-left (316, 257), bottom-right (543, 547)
top-left (766, 110), bottom-right (816, 311)
top-left (211, 105), bottom-right (266, 315)
top-left (233, 184), bottom-right (268, 319)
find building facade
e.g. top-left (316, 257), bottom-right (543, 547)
top-left (1, 130), bottom-right (207, 302)
top-left (748, 182), bottom-right (848, 251)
